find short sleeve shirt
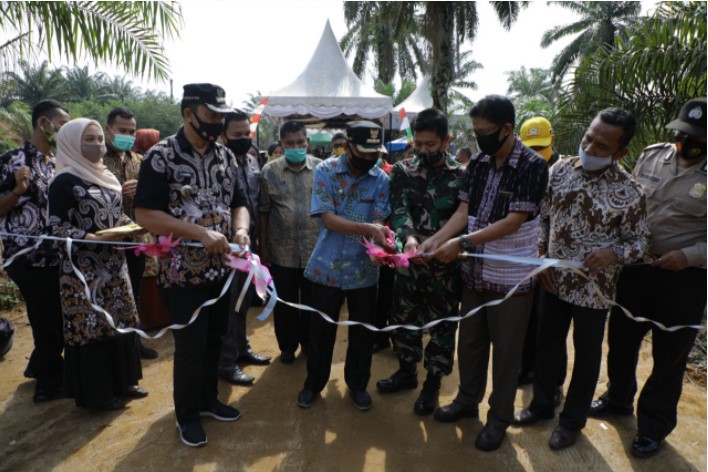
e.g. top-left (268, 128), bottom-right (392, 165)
top-left (304, 154), bottom-right (391, 290)
top-left (133, 128), bottom-right (248, 288)
top-left (459, 137), bottom-right (549, 294)
top-left (0, 141), bottom-right (59, 267)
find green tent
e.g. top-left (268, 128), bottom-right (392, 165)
top-left (308, 131), bottom-right (332, 147)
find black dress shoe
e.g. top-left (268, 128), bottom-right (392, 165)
top-left (434, 402), bottom-right (479, 423)
top-left (280, 351), bottom-right (296, 364)
top-left (219, 367), bottom-right (255, 386)
top-left (350, 390), bottom-right (372, 411)
top-left (475, 424), bottom-right (506, 452)
top-left (297, 388), bottom-right (317, 408)
top-left (376, 369), bottom-right (418, 393)
top-left (549, 425), bottom-right (578, 450)
top-left (124, 385), bottom-right (149, 399)
top-left (238, 349), bottom-right (271, 365)
top-left (513, 408), bottom-right (554, 426)
top-left (139, 342), bottom-right (159, 360)
top-left (413, 388), bottom-right (438, 416)
top-left (631, 435), bottom-right (661, 458)
top-left (588, 398), bottom-right (633, 418)
top-left (33, 385), bottom-right (65, 403)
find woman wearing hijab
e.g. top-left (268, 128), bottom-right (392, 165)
top-left (48, 118), bottom-right (145, 410)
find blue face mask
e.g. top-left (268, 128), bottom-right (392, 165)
top-left (284, 148), bottom-right (307, 164)
top-left (112, 134), bottom-right (136, 152)
top-left (578, 144), bottom-right (613, 171)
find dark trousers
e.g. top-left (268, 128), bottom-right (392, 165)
top-left (520, 286), bottom-right (567, 386)
top-left (530, 289), bottom-right (607, 432)
top-left (455, 289), bottom-right (533, 429)
top-left (304, 282), bottom-right (376, 393)
top-left (271, 265), bottom-right (311, 355)
top-left (219, 272), bottom-right (254, 372)
top-left (6, 262), bottom-right (63, 389)
top-left (160, 281), bottom-right (229, 422)
top-left (125, 251), bottom-right (145, 308)
top-left (374, 266), bottom-right (395, 344)
top-left (600, 265), bottom-right (706, 441)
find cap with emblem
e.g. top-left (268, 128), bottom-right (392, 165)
top-left (666, 97), bottom-right (706, 137)
top-left (520, 117), bottom-right (553, 148)
top-left (346, 121), bottom-right (387, 153)
top-left (182, 83), bottom-right (232, 114)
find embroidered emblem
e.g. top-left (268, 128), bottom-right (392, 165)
top-left (689, 183), bottom-right (706, 199)
top-left (528, 127), bottom-right (539, 136)
top-left (688, 106), bottom-right (703, 120)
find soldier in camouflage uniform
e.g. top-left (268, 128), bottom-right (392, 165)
top-left (375, 108), bottom-right (465, 415)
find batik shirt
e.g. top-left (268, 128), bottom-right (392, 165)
top-left (540, 157), bottom-right (649, 309)
top-left (305, 154), bottom-right (391, 290)
top-left (390, 153), bottom-right (464, 273)
top-left (459, 137), bottom-right (549, 294)
top-left (103, 146), bottom-right (142, 221)
top-left (0, 141), bottom-right (59, 267)
top-left (134, 128), bottom-right (249, 288)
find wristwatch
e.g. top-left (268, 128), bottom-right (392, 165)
top-left (611, 244), bottom-right (624, 262)
top-left (458, 234), bottom-right (474, 251)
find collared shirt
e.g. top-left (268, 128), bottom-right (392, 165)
top-left (259, 155), bottom-right (322, 268)
top-left (390, 153), bottom-right (464, 273)
top-left (0, 141), bottom-right (59, 267)
top-left (235, 153), bottom-right (261, 238)
top-left (540, 157), bottom-right (649, 309)
top-left (134, 127), bottom-right (248, 288)
top-left (103, 146), bottom-right (142, 221)
top-left (459, 137), bottom-right (549, 294)
top-left (305, 154), bottom-right (391, 289)
top-left (633, 143), bottom-right (706, 266)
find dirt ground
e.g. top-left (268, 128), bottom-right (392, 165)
top-left (0, 303), bottom-right (705, 472)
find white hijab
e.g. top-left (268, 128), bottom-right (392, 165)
top-left (54, 118), bottom-right (122, 193)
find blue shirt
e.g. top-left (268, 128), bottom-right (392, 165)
top-left (305, 154), bottom-right (391, 290)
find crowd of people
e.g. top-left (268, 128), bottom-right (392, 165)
top-left (0, 83), bottom-right (704, 458)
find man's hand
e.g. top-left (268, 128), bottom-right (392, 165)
top-left (13, 166), bottom-right (30, 195)
top-left (122, 179), bottom-right (138, 198)
top-left (538, 268), bottom-right (557, 294)
top-left (653, 249), bottom-right (690, 271)
top-left (233, 227), bottom-right (251, 248)
top-left (405, 236), bottom-right (426, 265)
top-left (416, 237), bottom-right (439, 260)
top-left (431, 238), bottom-right (461, 263)
top-left (583, 247), bottom-right (618, 275)
top-left (200, 229), bottom-right (231, 254)
top-left (367, 223), bottom-right (394, 252)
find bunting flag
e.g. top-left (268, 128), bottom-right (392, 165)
top-left (399, 108), bottom-right (413, 142)
top-left (249, 97), bottom-right (269, 138)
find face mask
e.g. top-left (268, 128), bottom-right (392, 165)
top-left (284, 148), bottom-right (307, 164)
top-left (332, 145), bottom-right (344, 157)
top-left (578, 144), bottom-right (613, 171)
top-left (41, 120), bottom-right (60, 147)
top-left (348, 152), bottom-right (378, 173)
top-left (190, 109), bottom-right (223, 142)
top-left (81, 143), bottom-right (106, 163)
top-left (112, 133), bottom-right (136, 152)
top-left (226, 137), bottom-right (252, 157)
top-left (476, 128), bottom-right (509, 156)
top-left (676, 135), bottom-right (707, 160)
top-left (415, 150), bottom-right (445, 167)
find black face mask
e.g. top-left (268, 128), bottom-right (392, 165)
top-left (476, 128), bottom-right (510, 156)
top-left (676, 134), bottom-right (707, 160)
top-left (226, 137), bottom-right (252, 156)
top-left (190, 109), bottom-right (223, 142)
top-left (415, 150), bottom-right (445, 167)
top-left (348, 151), bottom-right (378, 173)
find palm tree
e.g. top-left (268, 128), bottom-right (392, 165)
top-left (104, 75), bottom-right (142, 102)
top-left (0, 2), bottom-right (182, 80)
top-left (541, 1), bottom-right (641, 82)
top-left (64, 66), bottom-right (109, 102)
top-left (505, 66), bottom-right (559, 127)
top-left (448, 51), bottom-right (483, 114)
top-left (2, 60), bottom-right (67, 106)
top-left (0, 100), bottom-right (32, 151)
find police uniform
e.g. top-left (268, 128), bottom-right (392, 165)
top-left (598, 142), bottom-right (707, 444)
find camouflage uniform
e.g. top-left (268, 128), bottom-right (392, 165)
top-left (390, 154), bottom-right (465, 376)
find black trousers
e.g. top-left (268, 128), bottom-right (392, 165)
top-left (374, 265), bottom-right (395, 344)
top-left (219, 272), bottom-right (254, 371)
top-left (125, 251), bottom-right (145, 309)
top-left (520, 286), bottom-right (567, 386)
top-left (600, 264), bottom-right (706, 441)
top-left (530, 289), bottom-right (607, 432)
top-left (6, 262), bottom-right (63, 390)
top-left (160, 281), bottom-right (229, 422)
top-left (304, 282), bottom-right (376, 393)
top-left (271, 264), bottom-right (311, 356)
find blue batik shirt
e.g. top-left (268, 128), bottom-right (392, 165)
top-left (304, 154), bottom-right (391, 290)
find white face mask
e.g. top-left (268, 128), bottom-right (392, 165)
top-left (578, 144), bottom-right (613, 171)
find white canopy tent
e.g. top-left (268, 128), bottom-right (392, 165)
top-left (384, 76), bottom-right (434, 130)
top-left (263, 20), bottom-right (393, 125)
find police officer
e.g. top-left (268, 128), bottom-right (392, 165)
top-left (589, 98), bottom-right (707, 458)
top-left (135, 83), bottom-right (251, 448)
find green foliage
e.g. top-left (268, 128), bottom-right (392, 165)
top-left (0, 1), bottom-right (182, 80)
top-left (506, 66), bottom-right (560, 133)
top-left (0, 101), bottom-right (31, 152)
top-left (373, 79), bottom-right (416, 107)
top-left (0, 280), bottom-right (22, 310)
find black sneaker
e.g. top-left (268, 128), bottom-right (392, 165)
top-left (176, 420), bottom-right (207, 447)
top-left (297, 388), bottom-right (318, 408)
top-left (350, 390), bottom-right (372, 411)
top-left (199, 400), bottom-right (241, 422)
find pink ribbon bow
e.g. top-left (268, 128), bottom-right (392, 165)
top-left (225, 253), bottom-right (273, 300)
